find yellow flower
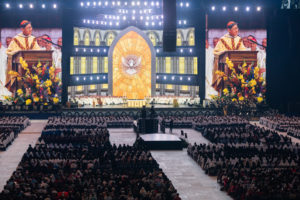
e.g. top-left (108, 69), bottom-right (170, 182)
top-left (248, 79), bottom-right (257, 87)
top-left (44, 103), bottom-right (48, 106)
top-left (226, 57), bottom-right (234, 70)
top-left (223, 88), bottom-right (229, 95)
top-left (47, 88), bottom-right (52, 95)
top-left (257, 97), bottom-right (263, 103)
top-left (237, 74), bottom-right (244, 80)
top-left (33, 97), bottom-right (40, 102)
top-left (242, 62), bottom-right (247, 68)
top-left (26, 99), bottom-right (32, 105)
top-left (37, 62), bottom-right (42, 68)
top-left (53, 97), bottom-right (59, 104)
top-left (45, 79), bottom-right (53, 87)
top-left (259, 77), bottom-right (264, 82)
top-left (32, 74), bottom-right (38, 80)
top-left (8, 70), bottom-right (20, 77)
top-left (17, 89), bottom-right (23, 96)
top-left (252, 88), bottom-right (256, 95)
top-left (239, 96), bottom-right (244, 101)
top-left (232, 98), bottom-right (237, 102)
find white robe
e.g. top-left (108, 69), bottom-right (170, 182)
top-left (0, 46), bottom-right (11, 98)
top-left (205, 46), bottom-right (218, 99)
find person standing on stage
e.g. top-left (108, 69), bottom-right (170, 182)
top-left (213, 21), bottom-right (247, 55)
top-left (6, 20), bottom-right (40, 55)
top-left (0, 40), bottom-right (11, 97)
top-left (169, 119), bottom-right (174, 134)
top-left (5, 20), bottom-right (40, 93)
top-left (212, 21), bottom-right (247, 91)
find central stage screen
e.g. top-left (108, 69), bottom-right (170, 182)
top-left (112, 31), bottom-right (152, 99)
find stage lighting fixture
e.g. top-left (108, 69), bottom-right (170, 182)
top-left (19, 4), bottom-right (23, 9)
top-left (80, 2), bottom-right (84, 7)
top-left (159, 22), bottom-right (162, 26)
top-left (103, 76), bottom-right (106, 79)
top-left (156, 2), bottom-right (159, 6)
top-left (87, 20), bottom-right (90, 23)
top-left (96, 21), bottom-right (99, 24)
top-left (132, 16), bottom-right (136, 20)
top-left (180, 49), bottom-right (183, 53)
top-left (222, 6), bottom-right (226, 11)
top-left (117, 1), bottom-right (121, 6)
top-left (145, 22), bottom-right (149, 26)
top-left (246, 6), bottom-right (250, 12)
top-left (188, 77), bottom-right (191, 81)
top-left (90, 49), bottom-right (93, 52)
top-left (257, 6), bottom-right (261, 11)
top-left (92, 20), bottom-right (95, 24)
top-left (5, 3), bottom-right (10, 8)
top-left (123, 16), bottom-right (126, 20)
top-left (151, 1), bottom-right (154, 6)
top-left (234, 6), bottom-right (238, 11)
top-left (104, 49), bottom-right (107, 52)
top-left (152, 22), bottom-right (155, 26)
top-left (189, 49), bottom-right (193, 53)
top-left (76, 77), bottom-right (79, 81)
top-left (144, 2), bottom-right (148, 6)
top-left (98, 2), bottom-right (102, 6)
top-left (137, 1), bottom-right (140, 6)
top-left (156, 75), bottom-right (159, 79)
top-left (83, 48), bottom-right (86, 52)
top-left (140, 16), bottom-right (144, 20)
top-left (163, 76), bottom-right (167, 80)
top-left (180, 2), bottom-right (183, 7)
top-left (172, 76), bottom-right (175, 80)
top-left (146, 16), bottom-right (150, 20)
top-left (97, 49), bottom-right (100, 52)
top-left (42, 4), bottom-right (46, 8)
top-left (211, 6), bottom-right (215, 11)
top-left (179, 20), bottom-right (182, 25)
top-left (180, 77), bottom-right (183, 81)
top-left (83, 77), bottom-right (86, 81)
top-left (131, 1), bottom-right (135, 6)
top-left (186, 3), bottom-right (189, 7)
top-left (124, 2), bottom-right (128, 6)
top-left (90, 77), bottom-right (93, 80)
top-left (105, 1), bottom-right (108, 6)
top-left (112, 1), bottom-right (115, 6)
top-left (156, 49), bottom-right (160, 53)
top-left (75, 48), bottom-right (78, 52)
top-left (183, 20), bottom-right (187, 25)
top-left (53, 4), bottom-right (57, 9)
top-left (97, 76), bottom-right (100, 80)
top-left (109, 22), bottom-right (112, 26)
top-left (87, 2), bottom-right (90, 6)
top-left (116, 22), bottom-right (119, 26)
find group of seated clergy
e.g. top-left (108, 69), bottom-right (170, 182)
top-left (0, 117), bottom-right (180, 200)
top-left (188, 122), bottom-right (300, 200)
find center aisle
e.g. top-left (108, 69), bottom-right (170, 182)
top-left (109, 128), bottom-right (231, 200)
top-left (0, 120), bottom-right (47, 192)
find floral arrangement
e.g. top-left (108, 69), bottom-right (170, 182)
top-left (5, 57), bottom-right (61, 106)
top-left (212, 57), bottom-right (266, 104)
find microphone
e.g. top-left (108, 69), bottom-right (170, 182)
top-left (41, 38), bottom-right (62, 48)
top-left (248, 35), bottom-right (266, 49)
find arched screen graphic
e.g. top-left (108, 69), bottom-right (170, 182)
top-left (112, 31), bottom-right (152, 99)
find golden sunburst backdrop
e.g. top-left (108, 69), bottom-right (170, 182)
top-left (112, 31), bottom-right (152, 99)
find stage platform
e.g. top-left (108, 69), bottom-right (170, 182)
top-left (140, 134), bottom-right (183, 150)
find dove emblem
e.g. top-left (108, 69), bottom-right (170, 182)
top-left (121, 55), bottom-right (142, 75)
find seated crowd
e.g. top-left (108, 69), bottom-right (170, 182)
top-left (260, 115), bottom-right (300, 132)
top-left (161, 115), bottom-right (248, 129)
top-left (287, 126), bottom-right (300, 139)
top-left (0, 118), bottom-right (180, 200)
top-left (188, 121), bottom-right (300, 200)
top-left (46, 116), bottom-right (134, 129)
top-left (0, 116), bottom-right (30, 150)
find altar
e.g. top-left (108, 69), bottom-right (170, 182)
top-left (127, 99), bottom-right (147, 108)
